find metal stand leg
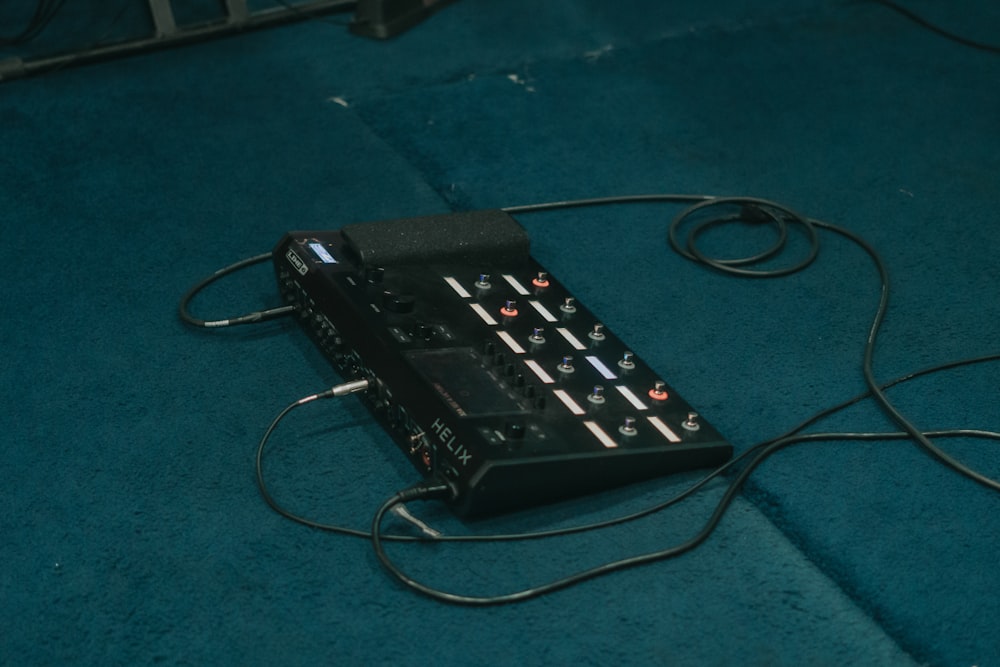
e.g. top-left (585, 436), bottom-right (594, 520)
top-left (225, 0), bottom-right (250, 24)
top-left (147, 0), bottom-right (178, 38)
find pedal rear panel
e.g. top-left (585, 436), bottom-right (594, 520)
top-left (274, 219), bottom-right (731, 516)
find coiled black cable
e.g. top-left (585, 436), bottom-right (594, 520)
top-left (178, 252), bottom-right (295, 328)
top-left (363, 194), bottom-right (1000, 604)
top-left (188, 193), bottom-right (999, 604)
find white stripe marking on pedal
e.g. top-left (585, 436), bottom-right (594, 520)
top-left (556, 327), bottom-right (587, 350)
top-left (444, 276), bottom-right (471, 298)
top-left (615, 385), bottom-right (648, 411)
top-left (496, 331), bottom-right (526, 354)
top-left (502, 274), bottom-right (530, 295)
top-left (586, 355), bottom-right (617, 379)
top-left (584, 421), bottom-right (618, 449)
top-left (553, 389), bottom-right (586, 415)
top-left (470, 303), bottom-right (498, 325)
top-left (646, 416), bottom-right (681, 443)
top-left (524, 359), bottom-right (555, 384)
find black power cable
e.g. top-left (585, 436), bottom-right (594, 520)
top-left (870, 0), bottom-right (1000, 54)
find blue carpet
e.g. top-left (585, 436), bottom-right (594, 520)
top-left (2, 1), bottom-right (998, 664)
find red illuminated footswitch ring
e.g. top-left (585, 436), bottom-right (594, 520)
top-left (648, 385), bottom-right (669, 401)
top-left (500, 299), bottom-right (519, 317)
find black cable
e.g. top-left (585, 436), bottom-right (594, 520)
top-left (254, 379), bottom-right (426, 541)
top-left (255, 349), bottom-right (1000, 545)
top-left (253, 328), bottom-right (999, 603)
top-left (256, 377), bottom-right (752, 541)
top-left (816, 220), bottom-right (1000, 493)
top-left (0, 0), bottom-right (68, 46)
top-left (178, 252), bottom-right (296, 328)
top-left (371, 428), bottom-right (1000, 605)
top-left (870, 0), bottom-right (1000, 54)
top-left (671, 199), bottom-right (1000, 492)
top-left (669, 197), bottom-right (820, 277)
top-left (502, 193), bottom-right (713, 215)
top-left (363, 194), bottom-right (1000, 603)
top-left (764, 350), bottom-right (1000, 443)
top-left (252, 194), bottom-right (1000, 541)
top-left (506, 195), bottom-right (822, 278)
top-left (512, 194), bottom-right (1000, 493)
top-left (236, 193), bottom-right (998, 603)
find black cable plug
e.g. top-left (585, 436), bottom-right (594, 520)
top-left (395, 476), bottom-right (456, 504)
top-left (291, 378), bottom-right (372, 404)
top-left (321, 379), bottom-right (372, 399)
top-left (178, 252), bottom-right (296, 329)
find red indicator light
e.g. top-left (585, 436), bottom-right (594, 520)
top-left (648, 381), bottom-right (669, 401)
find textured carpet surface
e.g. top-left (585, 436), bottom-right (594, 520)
top-left (2, 1), bottom-right (998, 665)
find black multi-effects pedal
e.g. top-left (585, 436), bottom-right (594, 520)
top-left (273, 209), bottom-right (732, 516)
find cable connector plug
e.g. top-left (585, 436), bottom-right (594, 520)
top-left (396, 476), bottom-right (456, 504)
top-left (329, 379), bottom-right (371, 397)
top-left (203, 305), bottom-right (296, 328)
top-left (299, 379), bottom-right (371, 405)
